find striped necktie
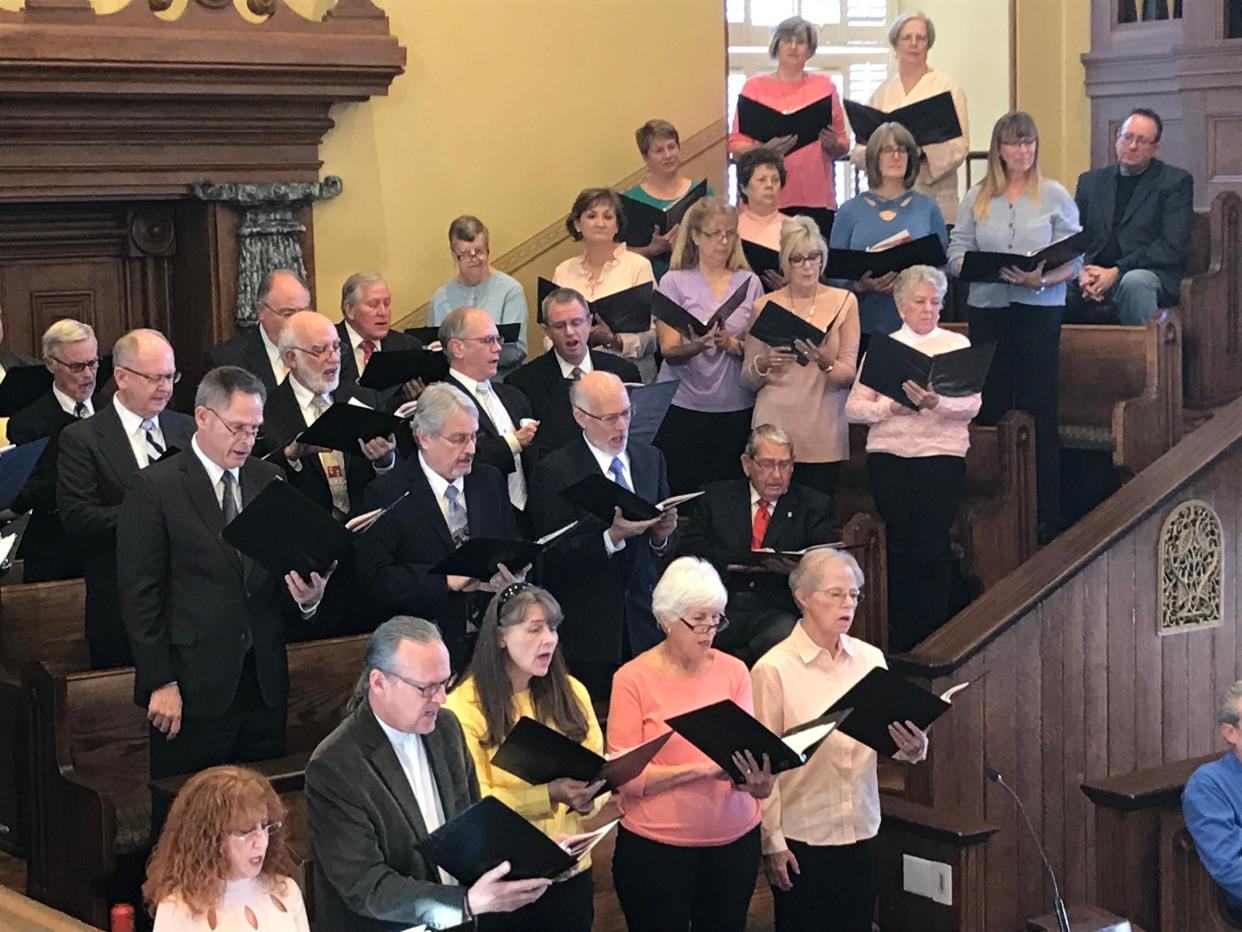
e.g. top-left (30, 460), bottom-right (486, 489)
top-left (141, 418), bottom-right (164, 466)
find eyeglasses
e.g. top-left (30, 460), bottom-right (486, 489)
top-left (48, 356), bottom-right (101, 374)
top-left (748, 457), bottom-right (795, 472)
top-left (383, 669), bottom-right (458, 699)
top-left (204, 406), bottom-right (263, 439)
top-left (788, 251), bottom-right (823, 267)
top-left (545, 316), bottom-right (590, 331)
top-left (228, 820), bottom-right (282, 844)
top-left (574, 405), bottom-right (632, 427)
top-left (817, 587), bottom-right (864, 604)
top-left (1118, 132), bottom-right (1157, 147)
top-left (698, 228), bottom-right (738, 242)
top-left (291, 340), bottom-right (342, 359)
top-left (679, 613), bottom-right (730, 635)
top-left (259, 302), bottom-right (310, 319)
top-left (1000, 138), bottom-right (1037, 149)
top-left (879, 145), bottom-right (907, 157)
top-left (437, 431), bottom-right (478, 447)
top-left (118, 364), bottom-right (181, 386)
top-left (458, 335), bottom-right (502, 347)
top-left (454, 248), bottom-right (489, 262)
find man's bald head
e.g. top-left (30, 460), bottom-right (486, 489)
top-left (278, 310), bottom-right (342, 396)
top-left (570, 370), bottom-right (631, 455)
top-left (255, 270), bottom-right (311, 344)
top-left (113, 328), bottom-right (177, 419)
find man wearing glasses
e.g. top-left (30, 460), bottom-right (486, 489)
top-left (1071, 107), bottom-right (1194, 325)
top-left (307, 616), bottom-right (551, 931)
top-left (204, 269), bottom-right (311, 391)
top-left (59, 328), bottom-right (195, 668)
top-left (679, 424), bottom-right (835, 666)
top-left (7, 319), bottom-right (106, 582)
top-left (117, 365), bottom-right (329, 781)
top-left (529, 369), bottom-right (676, 701)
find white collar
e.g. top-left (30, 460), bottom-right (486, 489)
top-left (418, 452), bottom-right (463, 501)
top-left (259, 325), bottom-right (283, 361)
top-left (554, 351), bottom-right (592, 379)
top-left (288, 372), bottom-right (331, 412)
top-left (584, 435), bottom-right (627, 473)
top-left (898, 323), bottom-right (943, 345)
top-left (791, 622), bottom-right (857, 665)
top-left (343, 320), bottom-right (370, 352)
top-left (451, 370), bottom-right (491, 396)
top-left (373, 708), bottom-right (422, 749)
top-left (52, 385), bottom-right (90, 417)
top-left (750, 483), bottom-right (776, 510)
top-left (113, 395), bottom-right (156, 434)
top-left (190, 434), bottom-right (239, 487)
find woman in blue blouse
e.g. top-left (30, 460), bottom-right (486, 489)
top-left (830, 122), bottom-right (948, 352)
top-left (946, 111), bottom-right (1082, 539)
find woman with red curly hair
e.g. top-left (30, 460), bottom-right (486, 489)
top-left (144, 765), bottom-right (309, 931)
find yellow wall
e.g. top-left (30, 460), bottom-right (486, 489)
top-left (1015, 0), bottom-right (1091, 185)
top-left (309, 0), bottom-right (728, 325)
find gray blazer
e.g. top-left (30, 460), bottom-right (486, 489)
top-left (306, 702), bottom-right (480, 932)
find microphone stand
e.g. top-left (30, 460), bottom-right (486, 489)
top-left (985, 766), bottom-right (1071, 932)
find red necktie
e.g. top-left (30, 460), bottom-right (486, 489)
top-left (361, 339), bottom-right (376, 366)
top-left (751, 499), bottom-right (770, 550)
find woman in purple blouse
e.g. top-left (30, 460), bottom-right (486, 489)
top-left (654, 197), bottom-right (763, 494)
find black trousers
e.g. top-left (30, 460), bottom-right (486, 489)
top-left (868, 453), bottom-right (965, 653)
top-left (967, 302), bottom-right (1063, 528)
top-left (772, 837), bottom-right (878, 932)
top-left (792, 460), bottom-right (842, 504)
top-left (481, 865), bottom-right (593, 932)
top-left (612, 825), bottom-right (761, 932)
top-left (655, 404), bottom-right (752, 496)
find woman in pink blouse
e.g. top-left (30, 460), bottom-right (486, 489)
top-left (608, 557), bottom-right (775, 932)
top-left (554, 187), bottom-right (658, 382)
top-left (728, 16), bottom-right (850, 214)
top-left (845, 264), bottom-right (981, 651)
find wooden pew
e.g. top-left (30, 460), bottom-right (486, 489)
top-left (0, 578), bottom-right (86, 856)
top-left (835, 410), bottom-right (1037, 593)
top-left (23, 633), bottom-right (368, 927)
top-left (1177, 192), bottom-right (1242, 409)
top-left (1161, 809), bottom-right (1242, 932)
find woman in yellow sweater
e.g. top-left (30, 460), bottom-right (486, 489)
top-left (445, 583), bottom-right (604, 932)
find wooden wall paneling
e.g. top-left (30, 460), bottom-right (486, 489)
top-left (1014, 609), bottom-right (1046, 912)
top-left (1060, 576), bottom-right (1089, 904)
top-left (1080, 556), bottom-right (1110, 906)
top-left (1107, 535), bottom-right (1139, 777)
top-left (1134, 516), bottom-right (1164, 771)
top-left (981, 628), bottom-right (1021, 932)
top-left (1161, 563), bottom-right (1192, 763)
top-left (1039, 594), bottom-right (1067, 908)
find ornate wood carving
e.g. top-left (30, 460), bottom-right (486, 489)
top-left (1158, 499), bottom-right (1224, 634)
top-left (0, 0), bottom-right (405, 201)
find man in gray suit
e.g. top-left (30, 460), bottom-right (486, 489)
top-left (306, 616), bottom-right (550, 931)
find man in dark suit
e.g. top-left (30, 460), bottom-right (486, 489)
top-left (306, 616), bottom-right (550, 931)
top-left (507, 286), bottom-right (639, 457)
top-left (203, 269), bottom-right (311, 392)
top-left (7, 319), bottom-right (105, 582)
top-left (59, 328), bottom-right (195, 668)
top-left (116, 365), bottom-right (330, 778)
top-left (679, 424), bottom-right (835, 665)
top-left (1071, 107), bottom-right (1194, 325)
top-left (443, 305), bottom-right (538, 531)
top-left (355, 382), bottom-right (519, 670)
top-left (336, 272), bottom-right (423, 394)
top-left (529, 370), bottom-right (676, 700)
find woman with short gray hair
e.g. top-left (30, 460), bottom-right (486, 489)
top-left (728, 16), bottom-right (850, 214)
top-left (845, 264), bottom-right (980, 651)
top-left (849, 11), bottom-right (969, 223)
top-left (608, 556), bottom-right (774, 931)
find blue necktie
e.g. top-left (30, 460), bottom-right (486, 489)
top-left (609, 456), bottom-right (631, 492)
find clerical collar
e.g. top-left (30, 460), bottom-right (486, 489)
top-left (1119, 161), bottom-right (1150, 178)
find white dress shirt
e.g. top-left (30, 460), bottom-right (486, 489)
top-left (555, 351), bottom-right (594, 380)
top-left (113, 396), bottom-right (165, 468)
top-left (52, 385), bottom-right (93, 417)
top-left (584, 437), bottom-right (632, 555)
top-left (190, 435), bottom-right (241, 511)
top-left (343, 320), bottom-right (374, 377)
top-left (751, 624), bottom-right (886, 853)
top-left (373, 711), bottom-right (452, 884)
top-left (451, 370), bottom-right (527, 509)
top-left (259, 326), bottom-right (288, 385)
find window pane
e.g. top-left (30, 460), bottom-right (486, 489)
top-left (845, 0), bottom-right (887, 26)
top-left (727, 0), bottom-right (746, 23)
top-left (801, 0), bottom-right (841, 26)
top-left (751, 0), bottom-right (796, 26)
top-left (848, 61), bottom-right (888, 103)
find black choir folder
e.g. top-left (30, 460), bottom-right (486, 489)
top-left (221, 479), bottom-right (354, 578)
top-left (818, 667), bottom-right (968, 757)
top-left (359, 348), bottom-right (449, 390)
top-left (665, 699), bottom-right (851, 782)
top-left (426, 522), bottom-right (576, 580)
top-left (402, 323), bottom-right (520, 347)
top-left (292, 402), bottom-right (403, 455)
top-left (824, 233), bottom-right (948, 281)
top-left (621, 179), bottom-right (709, 248)
top-left (843, 91), bottom-right (962, 146)
top-left (957, 230), bottom-right (1090, 283)
top-left (741, 239), bottom-right (782, 287)
top-left (558, 471), bottom-right (702, 523)
top-left (536, 277), bottom-right (653, 333)
top-left (747, 302), bottom-right (828, 365)
top-left (625, 379), bottom-right (679, 446)
top-left (651, 282), bottom-right (750, 338)
top-left (737, 94), bottom-right (834, 153)
top-left (491, 715), bottom-right (672, 790)
top-left (422, 795), bottom-right (618, 884)
top-left (860, 333), bottom-right (996, 410)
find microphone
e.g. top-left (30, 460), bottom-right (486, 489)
top-left (985, 766), bottom-right (1071, 932)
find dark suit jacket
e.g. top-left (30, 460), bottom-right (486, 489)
top-left (1074, 158), bottom-right (1195, 303)
top-left (335, 321), bottom-right (423, 387)
top-left (58, 403), bottom-right (195, 644)
top-left (117, 450), bottom-right (297, 717)
top-left (0, 348), bottom-right (38, 371)
top-left (506, 350), bottom-right (640, 458)
top-left (255, 378), bottom-right (386, 518)
top-left (7, 391), bottom-right (105, 581)
top-left (204, 329), bottom-right (280, 393)
top-left (529, 436), bottom-right (670, 665)
top-left (306, 703), bottom-right (477, 932)
top-left (445, 373), bottom-right (535, 482)
top-left (355, 456), bottom-right (516, 629)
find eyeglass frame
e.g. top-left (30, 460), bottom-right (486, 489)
top-left (382, 668), bottom-right (458, 699)
top-left (47, 355), bottom-right (101, 374)
top-left (816, 587), bottom-right (865, 604)
top-left (117, 364), bottom-right (181, 386)
top-left (290, 340), bottom-right (343, 359)
top-left (203, 406), bottom-right (263, 439)
top-left (697, 227), bottom-right (739, 242)
top-left (746, 455), bottom-right (796, 472)
top-left (228, 820), bottom-right (283, 844)
top-left (574, 404), bottom-right (633, 427)
top-left (1117, 131), bottom-right (1158, 147)
top-left (787, 251), bottom-right (824, 267)
top-left (435, 430), bottom-right (478, 447)
top-left (678, 613), bottom-right (731, 635)
top-left (259, 300), bottom-right (310, 319)
top-left (453, 247), bottom-right (489, 262)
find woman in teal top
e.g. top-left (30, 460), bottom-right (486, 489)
top-left (623, 119), bottom-right (714, 280)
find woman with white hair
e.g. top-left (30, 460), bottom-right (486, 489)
top-left (728, 16), bottom-right (850, 214)
top-left (845, 264), bottom-right (981, 651)
top-left (849, 11), bottom-right (969, 224)
top-left (608, 556), bottom-right (775, 932)
top-left (741, 215), bottom-right (859, 501)
top-left (751, 548), bottom-right (929, 932)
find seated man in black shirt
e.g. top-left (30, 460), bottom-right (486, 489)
top-left (678, 423), bottom-right (834, 665)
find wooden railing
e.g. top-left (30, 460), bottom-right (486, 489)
top-left (885, 393), bottom-right (1242, 931)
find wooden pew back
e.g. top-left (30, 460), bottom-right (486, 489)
top-left (1161, 809), bottom-right (1242, 932)
top-left (0, 579), bottom-right (87, 672)
top-left (1178, 192), bottom-right (1242, 408)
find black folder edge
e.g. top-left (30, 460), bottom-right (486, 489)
top-left (0, 437), bottom-right (51, 512)
top-left (747, 301), bottom-right (827, 366)
top-left (592, 282), bottom-right (655, 334)
top-left (0, 366), bottom-right (53, 417)
top-left (288, 403), bottom-right (402, 455)
top-left (822, 667), bottom-right (951, 757)
top-left (403, 323), bottom-right (520, 345)
top-left (558, 471), bottom-right (660, 523)
top-left (859, 334), bottom-right (995, 409)
top-left (843, 92), bottom-right (962, 146)
top-left (620, 180), bottom-right (709, 247)
top-left (220, 479), bottom-right (353, 578)
top-left (420, 795), bottom-right (578, 884)
top-left (665, 698), bottom-right (809, 782)
top-left (490, 717), bottom-right (672, 795)
top-left (824, 234), bottom-right (948, 281)
top-left (741, 239), bottom-right (782, 287)
top-left (651, 282), bottom-right (750, 338)
top-left (737, 94), bottom-right (833, 153)
top-left (358, 348), bottom-right (449, 391)
top-left (957, 230), bottom-right (1089, 283)
top-left (0, 511), bottom-right (32, 571)
top-left (625, 379), bottom-right (679, 446)
top-left (426, 537), bottom-right (543, 580)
